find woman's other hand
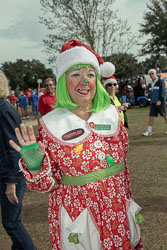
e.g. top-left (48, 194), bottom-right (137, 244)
top-left (123, 102), bottom-right (130, 109)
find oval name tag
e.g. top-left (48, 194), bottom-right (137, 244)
top-left (62, 128), bottom-right (84, 141)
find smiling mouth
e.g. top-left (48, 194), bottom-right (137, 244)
top-left (77, 89), bottom-right (90, 96)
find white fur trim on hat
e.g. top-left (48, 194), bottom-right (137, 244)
top-left (56, 46), bottom-right (100, 81)
top-left (148, 69), bottom-right (156, 75)
top-left (103, 78), bottom-right (117, 88)
top-left (100, 62), bottom-right (115, 78)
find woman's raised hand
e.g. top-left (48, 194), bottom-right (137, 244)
top-left (9, 124), bottom-right (45, 155)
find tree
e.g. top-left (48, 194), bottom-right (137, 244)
top-left (104, 53), bottom-right (144, 78)
top-left (0, 59), bottom-right (55, 90)
top-left (140, 0), bottom-right (167, 56)
top-left (40, 0), bottom-right (138, 64)
top-left (141, 55), bottom-right (167, 73)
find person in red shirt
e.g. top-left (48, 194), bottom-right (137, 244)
top-left (9, 90), bottom-right (18, 109)
top-left (38, 78), bottom-right (56, 127)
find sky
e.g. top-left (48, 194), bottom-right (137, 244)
top-left (0, 0), bottom-right (149, 70)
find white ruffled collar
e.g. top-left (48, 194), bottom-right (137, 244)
top-left (40, 105), bottom-right (121, 146)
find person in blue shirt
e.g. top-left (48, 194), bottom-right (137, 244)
top-left (18, 91), bottom-right (29, 119)
top-left (30, 89), bottom-right (38, 118)
top-left (143, 68), bottom-right (167, 136)
top-left (0, 72), bottom-right (37, 250)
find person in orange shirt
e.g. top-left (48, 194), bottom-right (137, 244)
top-left (38, 88), bottom-right (45, 99)
top-left (26, 88), bottom-right (32, 106)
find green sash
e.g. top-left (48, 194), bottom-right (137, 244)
top-left (61, 162), bottom-right (124, 186)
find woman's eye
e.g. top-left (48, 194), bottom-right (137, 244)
top-left (71, 73), bottom-right (80, 77)
top-left (87, 73), bottom-right (95, 77)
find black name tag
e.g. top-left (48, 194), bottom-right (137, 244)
top-left (62, 128), bottom-right (84, 141)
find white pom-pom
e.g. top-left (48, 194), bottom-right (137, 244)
top-left (100, 62), bottom-right (115, 78)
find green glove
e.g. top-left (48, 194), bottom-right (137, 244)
top-left (20, 142), bottom-right (44, 171)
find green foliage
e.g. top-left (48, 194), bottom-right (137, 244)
top-left (0, 59), bottom-right (55, 91)
top-left (140, 0), bottom-right (167, 55)
top-left (142, 55), bottom-right (167, 73)
top-left (104, 53), bottom-right (145, 78)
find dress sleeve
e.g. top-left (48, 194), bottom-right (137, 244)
top-left (19, 126), bottom-right (61, 193)
top-left (119, 123), bottom-right (132, 199)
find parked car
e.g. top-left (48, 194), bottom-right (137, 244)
top-left (121, 95), bottom-right (150, 107)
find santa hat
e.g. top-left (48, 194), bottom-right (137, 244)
top-left (103, 76), bottom-right (117, 88)
top-left (55, 40), bottom-right (115, 81)
top-left (148, 68), bottom-right (156, 75)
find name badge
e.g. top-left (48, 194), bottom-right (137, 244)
top-left (89, 122), bottom-right (111, 130)
top-left (94, 124), bottom-right (111, 130)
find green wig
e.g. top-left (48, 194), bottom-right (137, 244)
top-left (54, 64), bottom-right (111, 113)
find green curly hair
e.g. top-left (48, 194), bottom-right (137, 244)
top-left (53, 64), bottom-right (111, 113)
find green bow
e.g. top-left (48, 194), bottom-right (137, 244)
top-left (136, 213), bottom-right (144, 224)
top-left (68, 233), bottom-right (79, 244)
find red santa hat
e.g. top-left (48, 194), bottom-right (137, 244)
top-left (103, 75), bottom-right (117, 88)
top-left (148, 68), bottom-right (156, 75)
top-left (56, 40), bottom-right (115, 81)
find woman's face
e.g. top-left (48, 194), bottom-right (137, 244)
top-left (66, 67), bottom-right (96, 106)
top-left (106, 82), bottom-right (117, 95)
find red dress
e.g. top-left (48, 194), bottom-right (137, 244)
top-left (20, 105), bottom-right (143, 250)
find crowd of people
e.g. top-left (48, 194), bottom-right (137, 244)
top-left (8, 79), bottom-right (57, 121)
top-left (118, 76), bottom-right (147, 101)
top-left (0, 39), bottom-right (167, 250)
top-left (7, 71), bottom-right (167, 125)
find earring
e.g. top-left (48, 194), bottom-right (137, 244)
top-left (84, 78), bottom-right (88, 84)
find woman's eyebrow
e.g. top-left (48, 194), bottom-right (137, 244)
top-left (71, 69), bottom-right (80, 72)
top-left (87, 68), bottom-right (95, 72)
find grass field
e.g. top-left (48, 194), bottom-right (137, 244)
top-left (0, 106), bottom-right (167, 250)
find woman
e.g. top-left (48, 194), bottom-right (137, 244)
top-left (103, 75), bottom-right (130, 128)
top-left (10, 40), bottom-right (143, 250)
top-left (0, 72), bottom-right (37, 249)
